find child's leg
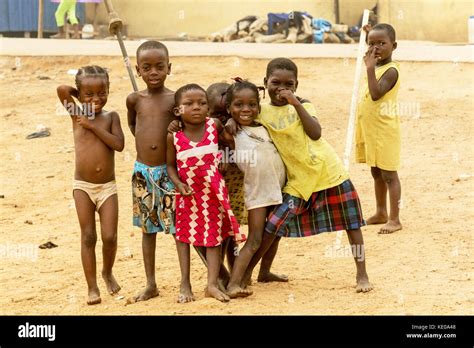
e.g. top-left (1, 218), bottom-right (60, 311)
top-left (73, 190), bottom-right (101, 305)
top-left (345, 228), bottom-right (373, 293)
top-left (98, 194), bottom-right (121, 295)
top-left (241, 231), bottom-right (277, 288)
top-left (225, 238), bottom-right (237, 272)
top-left (257, 236), bottom-right (288, 283)
top-left (132, 232), bottom-right (159, 302)
top-left (176, 240), bottom-right (194, 303)
top-left (379, 169), bottom-right (402, 234)
top-left (227, 207), bottom-right (267, 297)
top-left (193, 245), bottom-right (230, 290)
top-left (205, 246), bottom-right (230, 302)
top-left (366, 167), bottom-right (388, 225)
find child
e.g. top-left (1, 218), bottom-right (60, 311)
top-left (227, 58), bottom-right (373, 293)
top-left (356, 23), bottom-right (402, 234)
top-left (221, 80), bottom-right (287, 298)
top-left (57, 65), bottom-right (124, 304)
top-left (166, 83), bottom-right (246, 302)
top-left (126, 40), bottom-right (177, 303)
top-left (169, 82), bottom-right (287, 286)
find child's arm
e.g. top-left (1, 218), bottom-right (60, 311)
top-left (166, 133), bottom-right (193, 195)
top-left (126, 92), bottom-right (138, 136)
top-left (76, 111), bottom-right (125, 152)
top-left (56, 85), bottom-right (81, 117)
top-left (364, 48), bottom-right (399, 101)
top-left (278, 90), bottom-right (321, 140)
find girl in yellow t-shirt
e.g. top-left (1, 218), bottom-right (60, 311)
top-left (227, 58), bottom-right (372, 293)
top-left (356, 23), bottom-right (402, 234)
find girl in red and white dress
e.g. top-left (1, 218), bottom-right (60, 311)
top-left (167, 83), bottom-right (245, 303)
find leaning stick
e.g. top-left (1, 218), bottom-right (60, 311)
top-left (103, 0), bottom-right (138, 92)
top-left (335, 9), bottom-right (370, 249)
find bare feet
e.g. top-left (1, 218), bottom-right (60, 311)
top-left (257, 272), bottom-right (288, 283)
top-left (226, 284), bottom-right (253, 298)
top-left (127, 285), bottom-right (159, 304)
top-left (378, 220), bottom-right (402, 234)
top-left (87, 287), bottom-right (101, 305)
top-left (177, 283), bottom-right (195, 303)
top-left (366, 212), bottom-right (388, 225)
top-left (205, 285), bottom-right (230, 302)
top-left (102, 272), bottom-right (121, 295)
top-left (356, 275), bottom-right (373, 293)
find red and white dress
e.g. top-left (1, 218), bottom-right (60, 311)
top-left (173, 118), bottom-right (245, 247)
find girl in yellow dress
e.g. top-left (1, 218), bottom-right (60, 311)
top-left (356, 23), bottom-right (402, 234)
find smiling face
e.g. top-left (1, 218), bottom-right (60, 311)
top-left (136, 48), bottom-right (171, 89)
top-left (78, 77), bottom-right (108, 114)
top-left (264, 69), bottom-right (298, 106)
top-left (175, 89), bottom-right (208, 125)
top-left (228, 88), bottom-right (260, 126)
top-left (367, 29), bottom-right (397, 65)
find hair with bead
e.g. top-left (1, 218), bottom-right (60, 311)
top-left (174, 83), bottom-right (207, 106)
top-left (266, 57), bottom-right (298, 79)
top-left (75, 65), bottom-right (110, 91)
top-left (225, 77), bottom-right (264, 108)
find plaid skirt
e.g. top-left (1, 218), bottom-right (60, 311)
top-left (265, 179), bottom-right (365, 237)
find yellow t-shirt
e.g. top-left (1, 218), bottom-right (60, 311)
top-left (258, 102), bottom-right (349, 201)
top-left (356, 61), bottom-right (401, 171)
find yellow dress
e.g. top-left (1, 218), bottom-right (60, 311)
top-left (258, 102), bottom-right (349, 201)
top-left (356, 61), bottom-right (401, 171)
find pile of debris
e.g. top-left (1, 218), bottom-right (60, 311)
top-left (208, 11), bottom-right (358, 44)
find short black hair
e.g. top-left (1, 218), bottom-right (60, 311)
top-left (75, 65), bottom-right (109, 91)
top-left (136, 40), bottom-right (169, 61)
top-left (174, 83), bottom-right (207, 106)
top-left (266, 57), bottom-right (298, 79)
top-left (372, 23), bottom-right (396, 42)
top-left (207, 82), bottom-right (230, 99)
top-left (225, 79), bottom-right (262, 108)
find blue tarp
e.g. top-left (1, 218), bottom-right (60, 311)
top-left (0, 0), bottom-right (85, 32)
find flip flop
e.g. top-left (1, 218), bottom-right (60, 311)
top-left (39, 241), bottom-right (58, 249)
top-left (26, 129), bottom-right (51, 139)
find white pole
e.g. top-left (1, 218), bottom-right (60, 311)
top-left (335, 9), bottom-right (370, 249)
top-left (343, 8), bottom-right (370, 169)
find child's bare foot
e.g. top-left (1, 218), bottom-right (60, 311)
top-left (226, 284), bottom-right (253, 298)
top-left (128, 285), bottom-right (159, 304)
top-left (366, 212), bottom-right (388, 225)
top-left (102, 272), bottom-right (121, 295)
top-left (87, 287), bottom-right (101, 305)
top-left (205, 285), bottom-right (230, 302)
top-left (356, 274), bottom-right (373, 293)
top-left (378, 220), bottom-right (402, 234)
top-left (257, 271), bottom-right (288, 283)
top-left (177, 283), bottom-right (195, 303)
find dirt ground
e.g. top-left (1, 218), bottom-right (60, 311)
top-left (0, 55), bottom-right (472, 315)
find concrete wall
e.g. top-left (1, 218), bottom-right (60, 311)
top-left (378, 0), bottom-right (472, 42)
top-left (86, 0), bottom-right (473, 42)
top-left (86, 0), bottom-right (334, 38)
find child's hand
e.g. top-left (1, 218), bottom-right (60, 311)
top-left (277, 89), bottom-right (300, 106)
top-left (76, 115), bottom-right (94, 130)
top-left (177, 183), bottom-right (193, 196)
top-left (364, 47), bottom-right (379, 69)
top-left (225, 118), bottom-right (239, 136)
top-left (168, 120), bottom-right (182, 133)
top-left (362, 24), bottom-right (372, 35)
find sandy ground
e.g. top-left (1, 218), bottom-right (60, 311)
top-left (0, 55), bottom-right (473, 315)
